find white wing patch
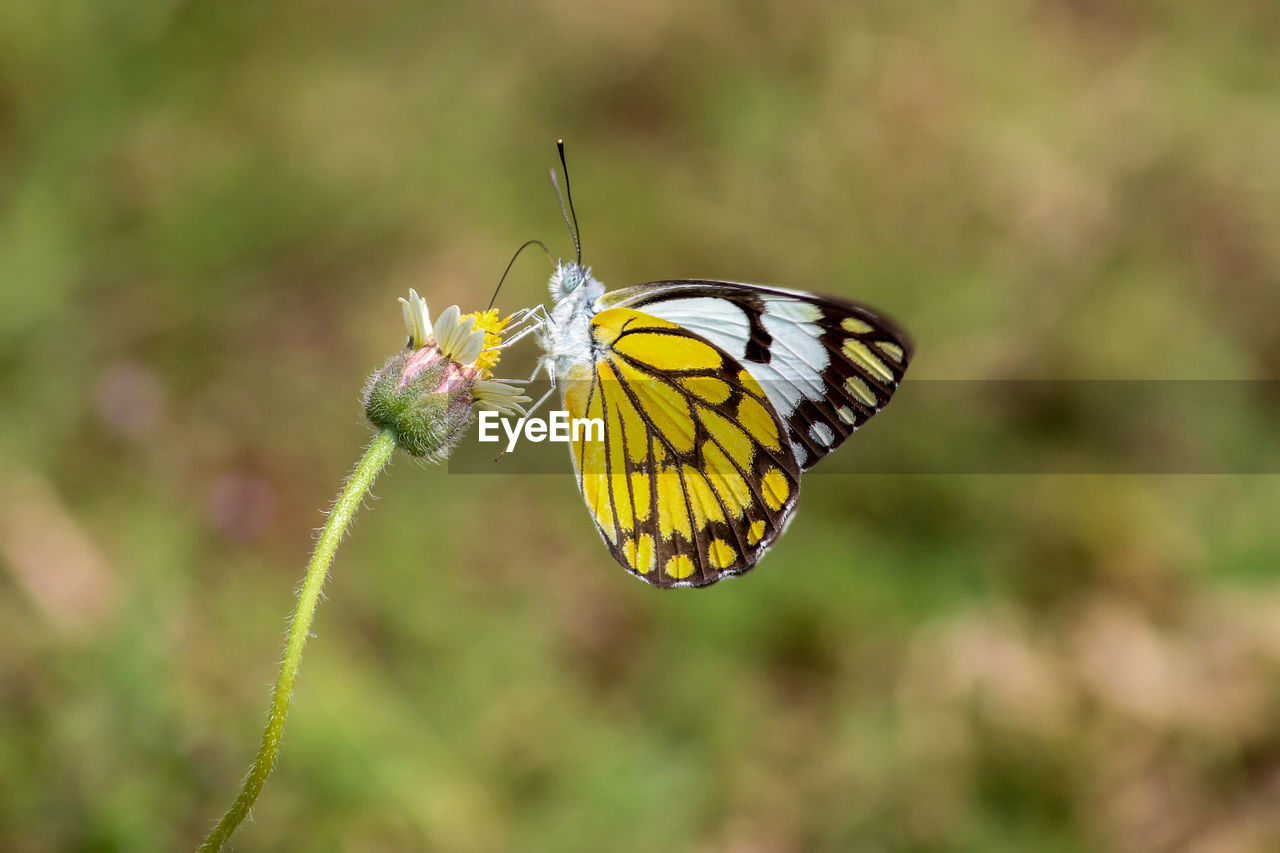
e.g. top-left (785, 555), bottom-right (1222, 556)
top-left (632, 297), bottom-right (751, 360)
top-left (750, 302), bottom-right (829, 416)
top-left (762, 297), bottom-right (821, 323)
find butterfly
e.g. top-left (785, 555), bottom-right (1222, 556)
top-left (524, 144), bottom-right (911, 588)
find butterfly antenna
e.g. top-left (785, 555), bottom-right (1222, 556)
top-left (488, 238), bottom-right (554, 310)
top-left (550, 138), bottom-right (581, 265)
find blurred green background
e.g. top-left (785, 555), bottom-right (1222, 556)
top-left (3, 2), bottom-right (1280, 851)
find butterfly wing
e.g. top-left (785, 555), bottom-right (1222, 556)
top-left (561, 306), bottom-right (802, 588)
top-left (597, 281), bottom-right (912, 470)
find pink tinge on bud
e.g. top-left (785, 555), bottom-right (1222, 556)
top-left (396, 346), bottom-right (443, 390)
top-left (395, 344), bottom-right (480, 396)
top-left (437, 361), bottom-right (477, 394)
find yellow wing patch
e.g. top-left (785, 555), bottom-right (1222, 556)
top-left (707, 539), bottom-right (736, 569)
top-left (562, 306), bottom-right (802, 587)
top-left (622, 535), bottom-right (655, 573)
top-left (664, 554), bottom-right (695, 580)
top-left (697, 408), bottom-right (755, 469)
top-left (611, 356), bottom-right (697, 453)
top-left (842, 339), bottom-right (894, 383)
top-left (680, 376), bottom-right (732, 405)
top-left (760, 467), bottom-right (790, 511)
top-left (736, 394), bottom-right (781, 450)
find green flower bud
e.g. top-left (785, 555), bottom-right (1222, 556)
top-left (363, 346), bottom-right (479, 461)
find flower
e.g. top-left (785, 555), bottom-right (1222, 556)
top-left (364, 290), bottom-right (529, 460)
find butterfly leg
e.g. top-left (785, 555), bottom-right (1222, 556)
top-left (483, 344), bottom-right (554, 395)
top-left (501, 304), bottom-right (546, 327)
top-left (509, 355), bottom-right (558, 417)
top-left (494, 304), bottom-right (550, 346)
top-left (526, 356), bottom-right (554, 382)
top-left (491, 369), bottom-right (557, 461)
top-left (490, 322), bottom-right (543, 351)
top-left (519, 378), bottom-right (558, 420)
top-left (486, 305), bottom-right (551, 362)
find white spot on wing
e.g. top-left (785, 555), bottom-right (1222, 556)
top-left (809, 422), bottom-right (835, 446)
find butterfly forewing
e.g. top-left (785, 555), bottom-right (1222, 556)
top-left (597, 281), bottom-right (912, 470)
top-left (562, 307), bottom-right (801, 588)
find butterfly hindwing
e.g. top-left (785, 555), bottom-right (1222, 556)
top-left (561, 307), bottom-right (801, 588)
top-left (597, 281), bottom-right (912, 470)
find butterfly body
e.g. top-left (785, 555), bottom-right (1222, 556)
top-left (541, 262), bottom-right (606, 377)
top-left (533, 258), bottom-right (911, 589)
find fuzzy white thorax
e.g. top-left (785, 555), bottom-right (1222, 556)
top-left (540, 261), bottom-right (606, 379)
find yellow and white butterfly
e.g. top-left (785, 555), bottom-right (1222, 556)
top-left (506, 145), bottom-right (911, 588)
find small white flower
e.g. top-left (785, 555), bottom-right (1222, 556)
top-left (396, 289), bottom-right (531, 414)
top-left (368, 291), bottom-right (532, 459)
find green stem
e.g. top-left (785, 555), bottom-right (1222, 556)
top-left (198, 428), bottom-right (398, 852)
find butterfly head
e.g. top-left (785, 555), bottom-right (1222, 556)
top-left (543, 260), bottom-right (605, 367)
top-left (548, 260), bottom-right (603, 304)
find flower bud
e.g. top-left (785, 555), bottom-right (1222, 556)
top-left (363, 290), bottom-right (530, 462)
top-left (363, 346), bottom-right (479, 461)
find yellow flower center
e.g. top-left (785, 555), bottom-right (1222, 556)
top-left (459, 309), bottom-right (510, 376)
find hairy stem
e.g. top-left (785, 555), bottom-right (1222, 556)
top-left (198, 428), bottom-right (398, 852)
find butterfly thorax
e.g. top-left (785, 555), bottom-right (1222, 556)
top-left (540, 261), bottom-right (605, 378)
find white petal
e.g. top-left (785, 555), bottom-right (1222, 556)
top-left (398, 289), bottom-right (432, 347)
top-left (474, 379), bottom-right (529, 398)
top-left (411, 288), bottom-right (430, 327)
top-left (474, 379), bottom-right (531, 416)
top-left (454, 330), bottom-right (485, 365)
top-left (449, 313), bottom-right (473, 357)
top-left (432, 305), bottom-right (464, 357)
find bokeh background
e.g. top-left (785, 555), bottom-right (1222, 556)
top-left (3, 2), bottom-right (1280, 851)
